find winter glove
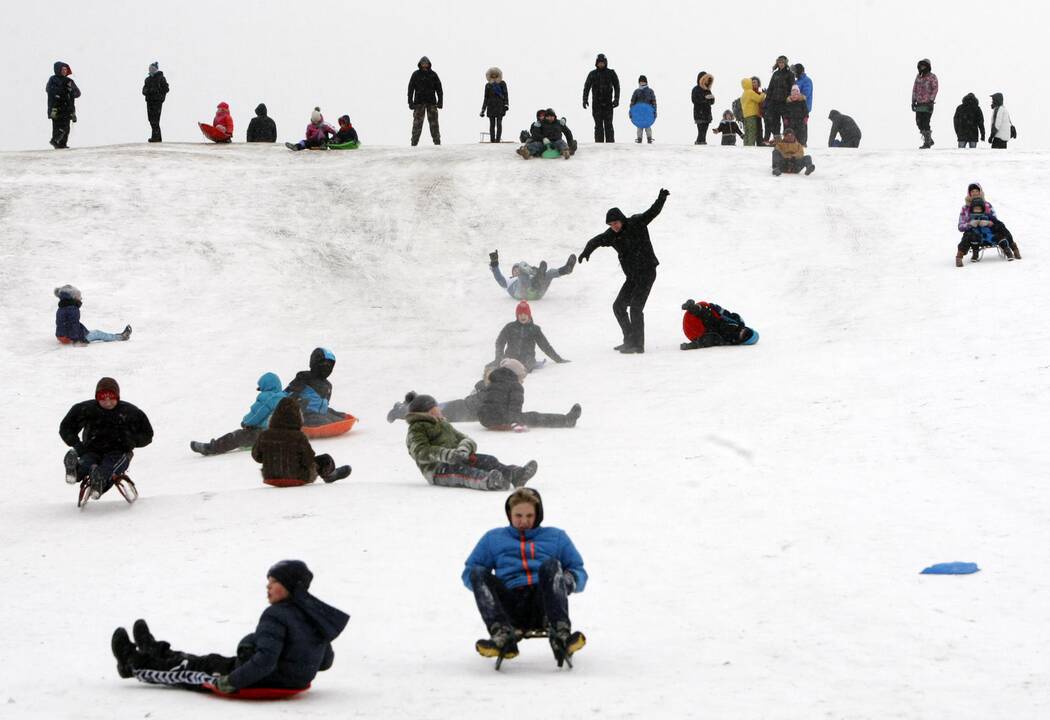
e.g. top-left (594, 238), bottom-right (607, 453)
top-left (578, 250), bottom-right (591, 262)
top-left (50, 107), bottom-right (59, 119)
top-left (910, 102), bottom-right (917, 111)
top-left (408, 103), bottom-right (415, 110)
top-left (504, 105), bottom-right (509, 113)
top-left (452, 447), bottom-right (471, 464)
top-left (682, 299), bottom-right (697, 311)
top-left (583, 101), bottom-right (589, 109)
top-left (612, 100), bottom-right (619, 108)
top-left (479, 111), bottom-right (485, 117)
top-left (969, 219), bottom-right (979, 227)
top-left (71, 114), bottom-right (76, 123)
top-left (437, 102), bottom-right (443, 109)
top-left (563, 571), bottom-right (576, 594)
top-left (659, 188), bottom-right (670, 199)
top-left (979, 220), bottom-right (992, 227)
top-left (212, 675), bottom-right (236, 694)
top-left (489, 250), bottom-right (499, 266)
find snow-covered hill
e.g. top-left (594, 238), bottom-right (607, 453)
top-left (0, 142), bottom-right (1047, 719)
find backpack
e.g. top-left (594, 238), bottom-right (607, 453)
top-left (731, 98), bottom-right (744, 122)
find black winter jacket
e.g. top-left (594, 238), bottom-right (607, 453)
top-left (494, 321), bottom-right (564, 370)
top-left (247, 104), bottom-right (278, 142)
top-left (581, 193), bottom-right (667, 276)
top-left (583, 67), bottom-right (620, 109)
top-left (251, 398), bottom-right (318, 482)
top-left (228, 593), bottom-right (349, 690)
top-left (537, 118), bottom-right (575, 145)
top-left (691, 74), bottom-right (714, 122)
top-left (46, 62), bottom-right (80, 120)
top-left (477, 367), bottom-right (525, 427)
top-left (783, 96), bottom-right (809, 126)
top-left (142, 72), bottom-right (169, 105)
top-left (59, 400), bottom-right (154, 456)
top-left (766, 66), bottom-right (795, 104)
top-left (828, 110), bottom-right (862, 146)
top-left (408, 58), bottom-right (443, 107)
top-left (953, 94), bottom-right (985, 142)
top-left (481, 81), bottom-right (509, 117)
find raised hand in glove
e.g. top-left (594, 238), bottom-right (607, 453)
top-left (659, 188), bottom-right (670, 199)
top-left (681, 299), bottom-right (697, 311)
top-left (578, 251), bottom-right (591, 262)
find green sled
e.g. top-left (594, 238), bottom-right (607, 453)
top-left (329, 140), bottom-right (360, 150)
top-left (540, 147), bottom-right (562, 159)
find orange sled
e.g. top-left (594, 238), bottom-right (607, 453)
top-left (301, 415), bottom-right (357, 439)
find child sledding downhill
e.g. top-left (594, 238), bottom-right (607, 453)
top-left (517, 109), bottom-right (577, 159)
top-left (284, 348), bottom-right (351, 426)
top-left (771, 128), bottom-right (814, 175)
top-left (404, 392), bottom-right (537, 491)
top-left (955, 183), bottom-right (1021, 267)
top-left (333, 115), bottom-right (358, 145)
top-left (680, 299), bottom-right (759, 350)
top-left (54, 285), bottom-right (131, 344)
top-left (190, 372), bottom-right (288, 456)
top-left (489, 249), bottom-right (577, 301)
top-left (60, 377), bottom-right (153, 506)
top-left (493, 301), bottom-right (569, 373)
top-left (478, 360), bottom-right (582, 431)
top-left (252, 397), bottom-right (350, 486)
top-left (463, 488), bottom-right (587, 668)
top-left (286, 107), bottom-right (337, 151)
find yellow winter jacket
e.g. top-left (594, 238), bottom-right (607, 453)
top-left (740, 78), bottom-right (766, 118)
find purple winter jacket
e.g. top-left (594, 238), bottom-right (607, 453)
top-left (912, 73), bottom-right (939, 106)
top-left (958, 201), bottom-right (996, 232)
top-left (305, 122), bottom-right (336, 143)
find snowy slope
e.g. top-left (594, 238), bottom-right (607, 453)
top-left (0, 141), bottom-right (1048, 719)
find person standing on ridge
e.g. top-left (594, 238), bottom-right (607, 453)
top-left (46, 61), bottom-right (80, 149)
top-left (480, 67), bottom-right (509, 142)
top-left (691, 71), bottom-right (715, 144)
top-left (408, 56), bottom-right (443, 146)
top-left (578, 189), bottom-right (670, 354)
top-left (582, 53), bottom-right (620, 142)
top-left (764, 55), bottom-right (795, 141)
top-left (988, 93), bottom-right (1014, 149)
top-left (912, 58), bottom-right (938, 149)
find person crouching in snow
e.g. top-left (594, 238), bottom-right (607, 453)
top-left (111, 560), bottom-right (349, 694)
top-left (333, 115), bottom-right (358, 144)
top-left (518, 108), bottom-right (576, 159)
top-left (713, 110), bottom-right (743, 145)
top-left (190, 372), bottom-right (288, 456)
top-left (60, 377), bottom-right (153, 498)
top-left (478, 359), bottom-right (582, 430)
top-left (286, 107), bottom-right (336, 150)
top-left (252, 397), bottom-right (350, 484)
top-left (680, 299), bottom-right (758, 349)
top-left (493, 300), bottom-right (568, 372)
top-left (285, 347), bottom-right (349, 425)
top-left (404, 392), bottom-right (537, 490)
top-left (54, 285), bottom-right (131, 344)
top-left (488, 249), bottom-right (577, 301)
top-left (771, 127), bottom-right (814, 175)
top-left (212, 102), bottom-right (233, 141)
top-left (463, 488), bottom-right (587, 664)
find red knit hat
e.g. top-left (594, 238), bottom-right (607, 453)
top-left (515, 300), bottom-right (532, 319)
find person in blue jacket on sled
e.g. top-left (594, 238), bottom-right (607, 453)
top-left (463, 488), bottom-right (587, 666)
top-left (190, 372), bottom-right (288, 455)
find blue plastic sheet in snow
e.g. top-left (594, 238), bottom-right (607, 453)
top-left (920, 562), bottom-right (980, 575)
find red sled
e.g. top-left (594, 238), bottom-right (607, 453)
top-left (301, 414), bottom-right (358, 439)
top-left (263, 477), bottom-right (309, 488)
top-left (203, 682), bottom-right (309, 700)
top-left (199, 122), bottom-right (232, 143)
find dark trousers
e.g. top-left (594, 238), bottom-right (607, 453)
top-left (204, 427), bottom-right (261, 454)
top-left (433, 453), bottom-right (516, 490)
top-left (77, 451), bottom-right (132, 493)
top-left (991, 138), bottom-right (1007, 149)
top-left (831, 138), bottom-right (861, 148)
top-left (147, 102), bottom-right (163, 141)
top-left (592, 106), bottom-right (614, 142)
top-left (785, 118), bottom-right (808, 146)
top-left (411, 104), bottom-right (440, 145)
top-left (130, 634), bottom-right (250, 691)
top-left (613, 269), bottom-right (656, 350)
top-left (481, 410), bottom-right (571, 429)
top-left (695, 121), bottom-right (710, 143)
top-left (915, 111), bottom-right (932, 134)
top-left (488, 115), bottom-right (503, 142)
top-left (440, 397), bottom-right (480, 422)
top-left (764, 103), bottom-right (784, 138)
top-left (959, 219), bottom-right (1013, 253)
top-left (772, 150), bottom-right (813, 173)
top-left (51, 118), bottom-right (71, 147)
top-left (470, 558), bottom-right (572, 633)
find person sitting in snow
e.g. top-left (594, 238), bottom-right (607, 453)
top-left (54, 285), bottom-right (131, 344)
top-left (386, 358), bottom-right (527, 424)
top-left (462, 488), bottom-right (587, 664)
top-left (489, 249), bottom-right (577, 301)
top-left (517, 108), bottom-right (576, 159)
top-left (771, 127), bottom-right (814, 175)
top-left (712, 110), bottom-right (744, 145)
top-left (212, 102), bottom-right (233, 141)
top-left (246, 103), bottom-right (277, 142)
top-left (111, 560), bottom-right (349, 695)
top-left (60, 377), bottom-right (153, 500)
top-left (478, 359), bottom-right (582, 430)
top-left (284, 347), bottom-right (349, 425)
top-left (286, 107), bottom-right (336, 151)
top-left (190, 372), bottom-right (288, 456)
top-left (493, 301), bottom-right (568, 372)
top-left (252, 397), bottom-right (350, 484)
top-left (404, 392), bottom-right (537, 490)
top-left (955, 183), bottom-right (1020, 266)
top-left (680, 299), bottom-right (759, 349)
top-left (333, 115), bottom-right (358, 144)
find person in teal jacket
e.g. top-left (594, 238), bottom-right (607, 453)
top-left (462, 488), bottom-right (587, 663)
top-left (190, 372), bottom-right (289, 456)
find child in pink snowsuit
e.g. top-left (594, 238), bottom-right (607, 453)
top-left (287, 107), bottom-right (336, 151)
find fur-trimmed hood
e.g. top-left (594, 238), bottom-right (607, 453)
top-left (486, 66), bottom-right (503, 82)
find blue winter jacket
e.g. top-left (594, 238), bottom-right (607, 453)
top-left (462, 525), bottom-right (588, 592)
top-left (241, 373), bottom-right (289, 428)
top-left (55, 301), bottom-right (88, 341)
top-left (795, 73), bottom-right (813, 112)
top-left (630, 85), bottom-right (657, 114)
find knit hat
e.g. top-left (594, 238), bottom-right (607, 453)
top-left (505, 487), bottom-right (544, 527)
top-left (267, 560), bottom-right (313, 594)
top-left (310, 107), bottom-right (323, 123)
top-left (95, 377), bottom-right (120, 402)
top-left (515, 300), bottom-right (532, 319)
top-left (499, 358), bottom-right (527, 382)
top-left (148, 62), bottom-right (159, 76)
top-left (406, 391), bottom-right (437, 414)
top-left (638, 75), bottom-right (647, 84)
top-left (217, 102), bottom-right (229, 110)
top-left (54, 284), bottom-right (81, 301)
top-left (606, 207), bottom-right (627, 224)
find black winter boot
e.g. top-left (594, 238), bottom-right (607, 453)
top-left (566, 404), bottom-right (582, 427)
top-left (112, 627), bottom-right (136, 678)
top-left (322, 465), bottom-right (352, 483)
top-left (510, 460), bottom-right (538, 488)
top-left (560, 254), bottom-right (577, 275)
top-left (64, 448), bottom-right (79, 484)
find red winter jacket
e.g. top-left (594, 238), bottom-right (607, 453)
top-left (213, 103), bottom-right (233, 138)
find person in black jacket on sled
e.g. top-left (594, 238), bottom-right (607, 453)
top-left (680, 299), bottom-right (759, 349)
top-left (111, 560), bottom-right (349, 695)
top-left (478, 359), bottom-right (582, 430)
top-left (59, 377), bottom-right (153, 500)
top-left (285, 348), bottom-right (350, 425)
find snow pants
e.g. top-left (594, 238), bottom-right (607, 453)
top-left (440, 396), bottom-right (481, 422)
top-left (129, 633), bottom-right (254, 691)
top-left (958, 141), bottom-right (977, 148)
top-left (470, 559), bottom-right (574, 632)
top-left (479, 410), bottom-right (574, 429)
top-left (784, 117), bottom-right (808, 146)
top-left (432, 453), bottom-right (517, 490)
top-left (411, 104), bottom-right (441, 145)
top-left (695, 121), bottom-right (710, 144)
top-left (772, 150), bottom-right (814, 173)
top-left (764, 102), bottom-right (784, 138)
top-left (613, 269), bottom-right (656, 351)
top-left (526, 140), bottom-right (566, 156)
top-left (991, 138), bottom-right (1008, 149)
top-left (743, 117), bottom-right (759, 146)
top-left (592, 106), bottom-right (615, 142)
top-left (146, 101), bottom-right (163, 141)
top-left (77, 450), bottom-right (132, 493)
top-left (200, 426), bottom-right (262, 455)
top-left (50, 118), bottom-right (71, 148)
top-left (635, 126), bottom-right (652, 141)
top-left (915, 110), bottom-right (932, 134)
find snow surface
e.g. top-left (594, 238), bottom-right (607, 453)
top-left (1, 141), bottom-right (1048, 719)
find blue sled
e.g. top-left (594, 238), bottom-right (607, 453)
top-left (630, 103), bottom-right (655, 129)
top-left (920, 562), bottom-right (980, 575)
top-left (741, 329), bottom-right (760, 345)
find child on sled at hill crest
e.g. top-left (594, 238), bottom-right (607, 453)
top-left (287, 107), bottom-right (336, 151)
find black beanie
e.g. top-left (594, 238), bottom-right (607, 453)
top-left (267, 560), bottom-right (313, 594)
top-left (406, 391), bottom-right (437, 413)
top-left (638, 75), bottom-right (647, 83)
top-left (606, 207), bottom-right (627, 224)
